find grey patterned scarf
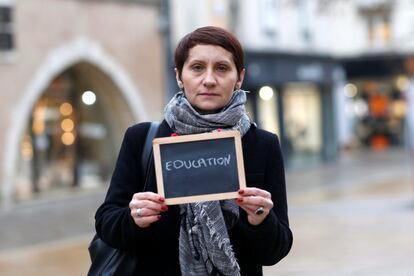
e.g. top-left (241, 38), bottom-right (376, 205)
top-left (164, 89), bottom-right (251, 276)
top-left (164, 89), bottom-right (251, 136)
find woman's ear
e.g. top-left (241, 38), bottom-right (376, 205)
top-left (235, 69), bottom-right (245, 90)
top-left (175, 68), bottom-right (184, 89)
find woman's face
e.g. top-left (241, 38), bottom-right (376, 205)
top-left (176, 44), bottom-right (245, 113)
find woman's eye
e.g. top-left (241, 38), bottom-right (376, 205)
top-left (191, 64), bottom-right (203, 71)
top-left (216, 65), bottom-right (228, 72)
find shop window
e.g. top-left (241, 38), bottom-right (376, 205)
top-left (352, 80), bottom-right (407, 150)
top-left (283, 83), bottom-right (322, 165)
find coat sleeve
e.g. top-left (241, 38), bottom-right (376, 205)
top-left (94, 124), bottom-right (158, 251)
top-left (233, 133), bottom-right (293, 265)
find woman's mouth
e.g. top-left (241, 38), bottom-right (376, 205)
top-left (198, 92), bottom-right (219, 96)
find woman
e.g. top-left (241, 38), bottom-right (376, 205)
top-left (95, 26), bottom-right (292, 275)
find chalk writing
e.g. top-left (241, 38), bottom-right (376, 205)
top-left (165, 154), bottom-right (231, 171)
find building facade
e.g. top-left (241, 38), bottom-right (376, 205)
top-left (170, 0), bottom-right (412, 166)
top-left (0, 0), bottom-right (165, 207)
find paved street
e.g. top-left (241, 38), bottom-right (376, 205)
top-left (0, 149), bottom-right (413, 275)
top-left (266, 177), bottom-right (414, 275)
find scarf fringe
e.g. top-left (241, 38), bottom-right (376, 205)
top-left (200, 204), bottom-right (241, 275)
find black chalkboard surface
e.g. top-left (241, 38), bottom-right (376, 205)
top-left (152, 131), bottom-right (246, 205)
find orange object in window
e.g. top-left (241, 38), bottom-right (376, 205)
top-left (369, 94), bottom-right (388, 118)
top-left (370, 135), bottom-right (389, 150)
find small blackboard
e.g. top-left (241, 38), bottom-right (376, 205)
top-left (152, 131), bottom-right (246, 205)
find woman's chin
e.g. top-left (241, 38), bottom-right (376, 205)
top-left (193, 104), bottom-right (224, 114)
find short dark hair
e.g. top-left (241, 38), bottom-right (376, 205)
top-left (174, 26), bottom-right (244, 79)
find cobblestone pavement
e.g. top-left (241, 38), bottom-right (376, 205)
top-left (0, 149), bottom-right (413, 275)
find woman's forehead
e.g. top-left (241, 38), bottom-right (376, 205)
top-left (186, 44), bottom-right (233, 63)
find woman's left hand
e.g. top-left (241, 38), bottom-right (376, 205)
top-left (235, 188), bottom-right (274, 226)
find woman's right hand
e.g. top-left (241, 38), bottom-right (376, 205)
top-left (129, 192), bottom-right (168, 228)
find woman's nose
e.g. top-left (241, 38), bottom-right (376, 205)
top-left (203, 69), bottom-right (216, 87)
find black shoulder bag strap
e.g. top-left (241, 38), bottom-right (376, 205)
top-left (140, 121), bottom-right (160, 191)
top-left (87, 121), bottom-right (160, 276)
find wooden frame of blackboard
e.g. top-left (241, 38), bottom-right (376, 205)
top-left (152, 131), bottom-right (246, 205)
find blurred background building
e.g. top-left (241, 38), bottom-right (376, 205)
top-left (171, 0), bottom-right (412, 168)
top-left (0, 0), bottom-right (412, 207)
top-left (0, 0), bottom-right (165, 207)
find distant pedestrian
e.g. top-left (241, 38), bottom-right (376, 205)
top-left (93, 26), bottom-right (292, 275)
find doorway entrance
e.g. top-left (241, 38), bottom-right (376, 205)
top-left (15, 62), bottom-right (135, 201)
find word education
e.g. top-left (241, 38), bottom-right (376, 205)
top-left (165, 154), bottom-right (231, 171)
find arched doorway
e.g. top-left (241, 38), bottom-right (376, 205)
top-left (15, 62), bottom-right (135, 200)
top-left (2, 38), bottom-right (151, 208)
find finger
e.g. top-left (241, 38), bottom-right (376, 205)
top-left (237, 204), bottom-right (255, 216)
top-left (236, 201), bottom-right (270, 216)
top-left (131, 207), bottom-right (160, 218)
top-left (129, 199), bottom-right (138, 209)
top-left (129, 193), bottom-right (166, 210)
top-left (236, 196), bottom-right (273, 210)
top-left (129, 199), bottom-right (168, 213)
top-left (132, 192), bottom-right (165, 203)
top-left (236, 203), bottom-right (258, 213)
top-left (239, 188), bottom-right (271, 199)
top-left (236, 203), bottom-right (257, 215)
top-left (134, 215), bottom-right (161, 228)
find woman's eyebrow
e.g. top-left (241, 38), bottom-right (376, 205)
top-left (186, 58), bottom-right (232, 64)
top-left (186, 59), bottom-right (206, 65)
top-left (216, 60), bottom-right (232, 65)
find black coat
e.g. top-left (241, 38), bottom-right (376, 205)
top-left (95, 121), bottom-right (293, 275)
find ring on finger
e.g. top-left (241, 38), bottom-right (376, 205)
top-left (136, 208), bottom-right (142, 216)
top-left (254, 206), bottom-right (264, 215)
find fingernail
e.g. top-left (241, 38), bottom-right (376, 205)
top-left (236, 198), bottom-right (243, 203)
top-left (217, 128), bottom-right (222, 132)
top-left (159, 197), bottom-right (165, 203)
top-left (238, 189), bottom-right (244, 195)
top-left (157, 215), bottom-right (161, 220)
top-left (171, 133), bottom-right (178, 137)
top-left (161, 205), bottom-right (168, 211)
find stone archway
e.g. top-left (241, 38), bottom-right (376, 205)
top-left (2, 37), bottom-right (149, 208)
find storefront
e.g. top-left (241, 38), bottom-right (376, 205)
top-left (341, 54), bottom-right (409, 151)
top-left (243, 51), bottom-right (341, 168)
